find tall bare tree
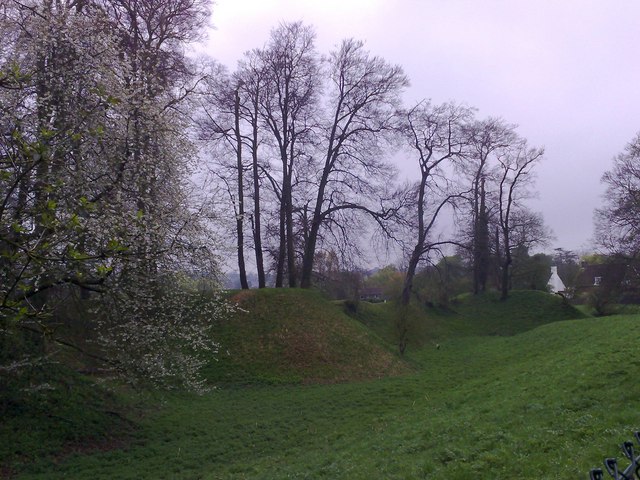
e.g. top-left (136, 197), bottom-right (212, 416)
top-left (496, 141), bottom-right (544, 299)
top-left (399, 102), bottom-right (473, 304)
top-left (259, 22), bottom-right (320, 287)
top-left (201, 27), bottom-right (409, 290)
top-left (595, 132), bottom-right (640, 258)
top-left (395, 101), bottom-right (472, 353)
top-left (237, 53), bottom-right (268, 288)
top-left (299, 39), bottom-right (408, 288)
top-left (462, 118), bottom-right (519, 294)
top-left (199, 64), bottom-right (251, 289)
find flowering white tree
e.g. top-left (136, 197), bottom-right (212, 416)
top-left (0, 0), bottom-right (227, 391)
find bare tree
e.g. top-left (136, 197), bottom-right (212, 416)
top-left (463, 118), bottom-right (518, 294)
top-left (508, 208), bottom-right (553, 253)
top-left (299, 39), bottom-right (408, 288)
top-left (496, 141), bottom-right (544, 299)
top-left (237, 53), bottom-right (268, 288)
top-left (399, 102), bottom-right (472, 304)
top-left (395, 100), bottom-right (472, 353)
top-left (199, 64), bottom-right (251, 289)
top-left (259, 22), bottom-right (320, 287)
top-left (200, 28), bottom-right (409, 290)
top-left (595, 132), bottom-right (640, 258)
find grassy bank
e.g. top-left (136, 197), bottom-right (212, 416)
top-left (347, 289), bottom-right (585, 349)
top-left (1, 366), bottom-right (136, 478)
top-left (7, 289), bottom-right (636, 479)
top-left (202, 288), bottom-right (407, 385)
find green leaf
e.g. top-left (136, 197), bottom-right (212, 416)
top-left (97, 264), bottom-right (113, 276)
top-left (67, 247), bottom-right (87, 260)
top-left (69, 213), bottom-right (81, 228)
top-left (106, 239), bottom-right (128, 253)
top-left (40, 128), bottom-right (55, 140)
top-left (106, 95), bottom-right (121, 106)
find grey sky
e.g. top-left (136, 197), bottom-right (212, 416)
top-left (204, 0), bottom-right (640, 254)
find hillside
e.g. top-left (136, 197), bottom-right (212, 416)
top-left (205, 289), bottom-right (586, 383)
top-left (347, 290), bottom-right (586, 351)
top-left (0, 366), bottom-right (135, 477)
top-left (6, 288), bottom-right (607, 479)
top-left (202, 288), bottom-right (408, 385)
top-left (15, 312), bottom-right (640, 479)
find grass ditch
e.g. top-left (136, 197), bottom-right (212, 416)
top-left (7, 289), bottom-right (636, 479)
top-left (15, 313), bottom-right (640, 479)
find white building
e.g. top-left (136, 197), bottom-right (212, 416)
top-left (547, 266), bottom-right (566, 293)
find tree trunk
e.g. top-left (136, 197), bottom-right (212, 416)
top-left (235, 89), bottom-right (249, 289)
top-left (275, 205), bottom-right (286, 287)
top-left (475, 178), bottom-right (489, 293)
top-left (300, 170), bottom-right (329, 289)
top-left (251, 121), bottom-right (266, 288)
top-left (275, 162), bottom-right (286, 288)
top-left (500, 229), bottom-right (511, 300)
top-left (494, 226), bottom-right (501, 290)
top-left (397, 245), bottom-right (421, 355)
top-left (472, 169), bottom-right (490, 295)
top-left (397, 167), bottom-right (429, 355)
top-left (300, 213), bottom-right (320, 288)
top-left (401, 249), bottom-right (421, 308)
top-left (285, 171), bottom-right (297, 288)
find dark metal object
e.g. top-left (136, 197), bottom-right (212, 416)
top-left (589, 431), bottom-right (640, 479)
top-left (604, 458), bottom-right (621, 479)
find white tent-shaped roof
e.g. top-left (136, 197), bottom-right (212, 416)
top-left (547, 266), bottom-right (566, 293)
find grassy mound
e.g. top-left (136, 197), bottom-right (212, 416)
top-left (202, 288), bottom-right (408, 385)
top-left (348, 290), bottom-right (586, 350)
top-left (5, 288), bottom-right (604, 478)
top-left (18, 313), bottom-right (640, 479)
top-left (440, 290), bottom-right (586, 336)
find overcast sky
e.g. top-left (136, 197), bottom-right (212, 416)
top-left (203, 0), bottom-right (640, 255)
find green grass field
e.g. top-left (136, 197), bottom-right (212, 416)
top-left (5, 289), bottom-right (640, 479)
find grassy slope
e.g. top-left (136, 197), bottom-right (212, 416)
top-left (202, 288), bottom-right (408, 385)
top-left (17, 313), bottom-right (640, 479)
top-left (1, 366), bottom-right (135, 477)
top-left (350, 290), bottom-right (586, 349)
top-left (13, 289), bottom-right (637, 480)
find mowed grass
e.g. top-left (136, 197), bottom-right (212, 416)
top-left (15, 305), bottom-right (640, 479)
